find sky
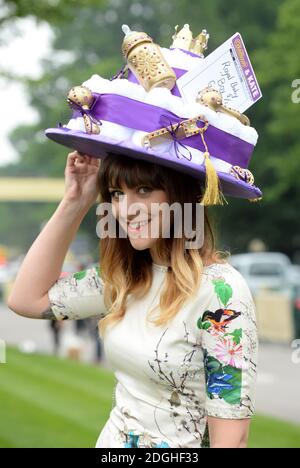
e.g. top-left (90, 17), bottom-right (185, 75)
top-left (0, 17), bottom-right (54, 167)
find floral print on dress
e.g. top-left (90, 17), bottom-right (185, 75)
top-left (197, 271), bottom-right (258, 416)
top-left (215, 335), bottom-right (244, 368)
top-left (123, 431), bottom-right (170, 448)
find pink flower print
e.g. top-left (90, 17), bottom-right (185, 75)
top-left (214, 337), bottom-right (244, 369)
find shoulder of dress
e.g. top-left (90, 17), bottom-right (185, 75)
top-left (202, 262), bottom-right (253, 300)
top-left (203, 261), bottom-right (243, 281)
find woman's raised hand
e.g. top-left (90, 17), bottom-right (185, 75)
top-left (64, 150), bottom-right (102, 209)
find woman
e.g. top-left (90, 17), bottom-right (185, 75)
top-left (7, 149), bottom-right (258, 448)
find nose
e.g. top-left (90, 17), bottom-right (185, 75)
top-left (117, 193), bottom-right (144, 222)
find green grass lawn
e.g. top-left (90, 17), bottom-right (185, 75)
top-left (0, 347), bottom-right (299, 448)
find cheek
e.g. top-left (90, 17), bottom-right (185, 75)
top-left (148, 195), bottom-right (169, 215)
top-left (155, 192), bottom-right (169, 205)
top-left (111, 202), bottom-right (118, 218)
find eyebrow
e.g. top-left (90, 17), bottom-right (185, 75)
top-left (108, 185), bottom-right (152, 191)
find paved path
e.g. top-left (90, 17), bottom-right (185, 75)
top-left (0, 303), bottom-right (107, 366)
top-left (255, 341), bottom-right (300, 425)
top-left (1, 303), bottom-right (300, 425)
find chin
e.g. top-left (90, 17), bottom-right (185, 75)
top-left (129, 237), bottom-right (158, 250)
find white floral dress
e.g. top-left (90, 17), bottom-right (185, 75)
top-left (48, 262), bottom-right (258, 448)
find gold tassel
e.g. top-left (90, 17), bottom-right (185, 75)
top-left (199, 127), bottom-right (227, 206)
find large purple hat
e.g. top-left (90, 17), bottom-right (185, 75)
top-left (45, 24), bottom-right (262, 205)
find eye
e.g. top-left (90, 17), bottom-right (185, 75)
top-left (109, 190), bottom-right (123, 199)
top-left (138, 186), bottom-right (152, 194)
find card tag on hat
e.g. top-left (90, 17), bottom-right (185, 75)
top-left (176, 32), bottom-right (262, 113)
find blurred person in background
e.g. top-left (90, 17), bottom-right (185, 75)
top-left (49, 319), bottom-right (63, 355)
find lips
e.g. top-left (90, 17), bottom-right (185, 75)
top-left (127, 218), bottom-right (151, 232)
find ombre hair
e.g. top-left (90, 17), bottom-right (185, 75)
top-left (96, 152), bottom-right (229, 338)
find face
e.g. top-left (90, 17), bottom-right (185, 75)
top-left (109, 182), bottom-right (169, 251)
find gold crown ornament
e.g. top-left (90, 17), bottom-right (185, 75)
top-left (190, 29), bottom-right (210, 56)
top-left (171, 24), bottom-right (193, 50)
top-left (121, 24), bottom-right (177, 92)
top-left (171, 24), bottom-right (209, 57)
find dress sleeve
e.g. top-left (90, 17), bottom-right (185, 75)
top-left (199, 266), bottom-right (258, 419)
top-left (48, 266), bottom-right (108, 320)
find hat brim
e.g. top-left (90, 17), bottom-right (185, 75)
top-left (45, 128), bottom-right (262, 200)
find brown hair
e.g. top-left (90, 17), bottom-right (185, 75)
top-left (96, 153), bottom-right (228, 337)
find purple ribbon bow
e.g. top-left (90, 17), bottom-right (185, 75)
top-left (67, 95), bottom-right (102, 130)
top-left (158, 115), bottom-right (192, 162)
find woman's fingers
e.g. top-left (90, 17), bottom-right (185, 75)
top-left (67, 150), bottom-right (101, 167)
top-left (67, 151), bottom-right (85, 164)
top-left (78, 152), bottom-right (99, 164)
top-left (66, 151), bottom-right (80, 167)
top-left (90, 156), bottom-right (101, 167)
